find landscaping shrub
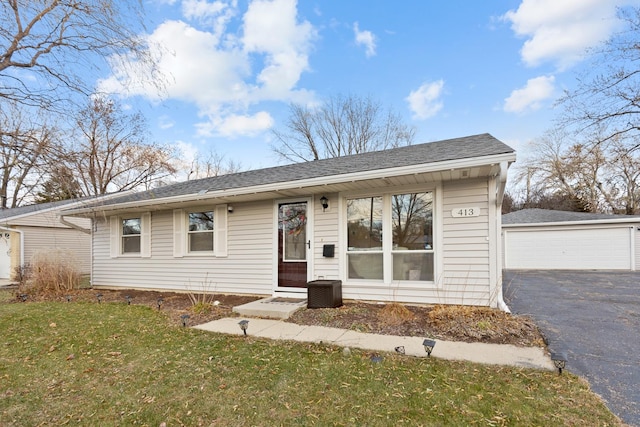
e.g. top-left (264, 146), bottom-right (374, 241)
top-left (29, 248), bottom-right (82, 294)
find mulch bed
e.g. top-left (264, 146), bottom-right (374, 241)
top-left (4, 287), bottom-right (545, 347)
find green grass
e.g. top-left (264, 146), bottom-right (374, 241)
top-left (0, 298), bottom-right (621, 426)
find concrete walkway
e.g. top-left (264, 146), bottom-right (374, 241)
top-left (195, 317), bottom-right (555, 370)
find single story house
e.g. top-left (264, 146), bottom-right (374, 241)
top-left (502, 208), bottom-right (640, 270)
top-left (0, 199), bottom-right (93, 280)
top-left (61, 134), bottom-right (516, 308)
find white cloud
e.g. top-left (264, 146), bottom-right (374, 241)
top-left (196, 111), bottom-right (274, 137)
top-left (353, 22), bottom-right (376, 57)
top-left (158, 115), bottom-right (175, 130)
top-left (504, 75), bottom-right (555, 113)
top-left (406, 80), bottom-right (445, 120)
top-left (243, 0), bottom-right (317, 99)
top-left (503, 0), bottom-right (631, 70)
top-left (98, 0), bottom-right (316, 138)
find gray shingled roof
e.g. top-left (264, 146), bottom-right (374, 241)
top-left (502, 208), bottom-right (640, 224)
top-left (84, 133), bottom-right (513, 208)
top-left (0, 198), bottom-right (84, 221)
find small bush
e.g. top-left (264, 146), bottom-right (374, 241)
top-left (377, 302), bottom-right (416, 326)
top-left (29, 249), bottom-right (82, 294)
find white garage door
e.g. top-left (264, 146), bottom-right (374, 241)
top-left (505, 226), bottom-right (633, 270)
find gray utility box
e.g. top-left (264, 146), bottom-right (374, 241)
top-left (307, 280), bottom-right (342, 308)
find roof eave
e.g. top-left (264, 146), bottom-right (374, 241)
top-left (64, 152), bottom-right (516, 216)
top-left (502, 218), bottom-right (640, 228)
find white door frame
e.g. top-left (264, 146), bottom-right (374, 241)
top-left (272, 197), bottom-right (314, 297)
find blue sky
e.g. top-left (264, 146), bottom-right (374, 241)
top-left (97, 0), bottom-right (640, 176)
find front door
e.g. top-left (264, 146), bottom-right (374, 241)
top-left (277, 201), bottom-right (309, 288)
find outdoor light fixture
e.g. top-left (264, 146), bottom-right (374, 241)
top-left (181, 314), bottom-right (190, 327)
top-left (423, 338), bottom-right (436, 357)
top-left (320, 196), bottom-right (329, 211)
top-left (551, 352), bottom-right (567, 375)
top-left (394, 346), bottom-right (405, 355)
top-left (157, 297), bottom-right (164, 310)
top-left (125, 295), bottom-right (132, 305)
top-left (227, 205), bottom-right (234, 213)
top-left (66, 295), bottom-right (72, 302)
top-left (19, 294), bottom-right (28, 302)
top-left (96, 293), bottom-right (103, 304)
top-left (238, 319), bottom-right (249, 336)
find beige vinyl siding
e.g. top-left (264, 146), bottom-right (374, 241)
top-left (8, 209), bottom-right (90, 229)
top-left (91, 201), bottom-right (274, 295)
top-left (440, 178), bottom-right (491, 306)
top-left (339, 179), bottom-right (493, 305)
top-left (312, 193), bottom-right (340, 281)
top-left (20, 226), bottom-right (91, 274)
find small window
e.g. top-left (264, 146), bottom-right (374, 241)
top-left (188, 211), bottom-right (214, 252)
top-left (122, 218), bottom-right (141, 254)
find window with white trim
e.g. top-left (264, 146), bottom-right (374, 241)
top-left (110, 213), bottom-right (151, 258)
top-left (122, 217), bottom-right (141, 253)
top-left (173, 205), bottom-right (228, 258)
top-left (188, 211), bottom-right (214, 252)
top-left (346, 192), bottom-right (434, 282)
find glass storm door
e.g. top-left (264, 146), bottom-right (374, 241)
top-left (278, 201), bottom-right (308, 288)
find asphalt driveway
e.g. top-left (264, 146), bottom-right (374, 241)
top-left (504, 270), bottom-right (640, 427)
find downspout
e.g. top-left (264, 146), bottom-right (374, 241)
top-left (0, 225), bottom-right (24, 274)
top-left (495, 161), bottom-right (511, 313)
top-left (58, 215), bottom-right (91, 234)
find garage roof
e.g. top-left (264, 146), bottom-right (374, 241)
top-left (503, 208), bottom-right (640, 226)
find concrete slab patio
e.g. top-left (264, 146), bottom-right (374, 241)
top-left (194, 317), bottom-right (555, 370)
top-left (232, 297), bottom-right (307, 319)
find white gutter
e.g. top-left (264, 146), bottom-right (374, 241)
top-left (0, 225), bottom-right (24, 271)
top-left (62, 152), bottom-right (517, 216)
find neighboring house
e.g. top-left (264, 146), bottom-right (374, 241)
top-left (0, 199), bottom-right (93, 280)
top-left (61, 134), bottom-right (516, 308)
top-left (502, 208), bottom-right (640, 270)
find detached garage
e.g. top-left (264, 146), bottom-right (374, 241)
top-left (502, 209), bottom-right (640, 270)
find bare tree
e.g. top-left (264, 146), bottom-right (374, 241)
top-left (186, 150), bottom-right (242, 180)
top-left (68, 96), bottom-right (176, 196)
top-left (0, 0), bottom-right (161, 109)
top-left (512, 129), bottom-right (640, 214)
top-left (558, 7), bottom-right (640, 151)
top-left (272, 94), bottom-right (415, 162)
top-left (0, 101), bottom-right (57, 207)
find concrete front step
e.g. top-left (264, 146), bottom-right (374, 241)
top-left (232, 297), bottom-right (307, 319)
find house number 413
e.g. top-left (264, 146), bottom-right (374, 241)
top-left (451, 207), bottom-right (480, 218)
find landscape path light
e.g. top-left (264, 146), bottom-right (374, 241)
top-left (551, 352), bottom-right (567, 375)
top-left (423, 338), bottom-right (436, 357)
top-left (125, 295), bottom-right (132, 305)
top-left (181, 314), bottom-right (190, 327)
top-left (157, 297), bottom-right (164, 310)
top-left (96, 293), bottom-right (103, 304)
top-left (238, 319), bottom-right (249, 336)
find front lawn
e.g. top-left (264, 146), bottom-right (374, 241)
top-left (0, 299), bottom-right (621, 426)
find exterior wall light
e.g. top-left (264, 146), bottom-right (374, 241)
top-left (227, 206), bottom-right (234, 213)
top-left (551, 352), bottom-right (567, 374)
top-left (238, 319), bottom-right (249, 335)
top-left (423, 338), bottom-right (436, 357)
top-left (320, 196), bottom-right (329, 211)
